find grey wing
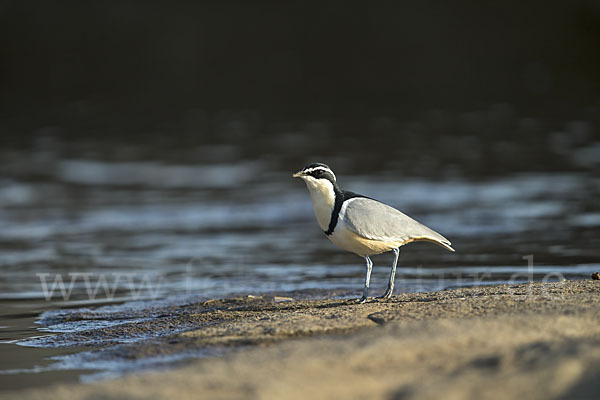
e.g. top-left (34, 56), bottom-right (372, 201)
top-left (341, 197), bottom-right (454, 251)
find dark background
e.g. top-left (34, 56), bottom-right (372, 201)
top-left (1, 0), bottom-right (599, 176)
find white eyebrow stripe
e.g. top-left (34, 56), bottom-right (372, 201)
top-left (303, 167), bottom-right (336, 181)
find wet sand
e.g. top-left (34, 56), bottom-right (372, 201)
top-left (2, 280), bottom-right (600, 399)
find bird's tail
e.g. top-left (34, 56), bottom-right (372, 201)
top-left (414, 228), bottom-right (455, 252)
top-left (434, 238), bottom-right (455, 252)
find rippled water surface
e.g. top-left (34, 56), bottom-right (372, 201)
top-left (1, 155), bottom-right (599, 389)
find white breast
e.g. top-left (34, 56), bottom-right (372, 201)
top-left (302, 177), bottom-right (336, 231)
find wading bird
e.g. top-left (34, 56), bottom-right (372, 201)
top-left (293, 163), bottom-right (454, 303)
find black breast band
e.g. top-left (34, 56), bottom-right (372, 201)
top-left (324, 190), bottom-right (365, 236)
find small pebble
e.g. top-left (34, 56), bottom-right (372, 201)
top-left (273, 296), bottom-right (294, 302)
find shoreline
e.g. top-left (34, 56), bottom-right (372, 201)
top-left (2, 280), bottom-right (599, 399)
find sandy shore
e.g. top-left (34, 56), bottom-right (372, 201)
top-left (3, 280), bottom-right (599, 399)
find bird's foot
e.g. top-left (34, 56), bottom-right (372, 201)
top-left (355, 296), bottom-right (368, 304)
top-left (377, 289), bottom-right (393, 300)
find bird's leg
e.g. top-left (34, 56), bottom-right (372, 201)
top-left (357, 256), bottom-right (373, 303)
top-left (379, 248), bottom-right (400, 299)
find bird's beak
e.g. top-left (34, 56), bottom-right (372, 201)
top-left (292, 171), bottom-right (305, 178)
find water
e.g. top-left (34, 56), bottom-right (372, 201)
top-left (1, 153), bottom-right (599, 390)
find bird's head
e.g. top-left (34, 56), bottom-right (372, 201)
top-left (293, 163), bottom-right (336, 183)
top-left (293, 163), bottom-right (338, 196)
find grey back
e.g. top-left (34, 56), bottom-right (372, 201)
top-left (341, 197), bottom-right (451, 248)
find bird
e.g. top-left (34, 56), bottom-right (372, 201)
top-left (293, 163), bottom-right (454, 303)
